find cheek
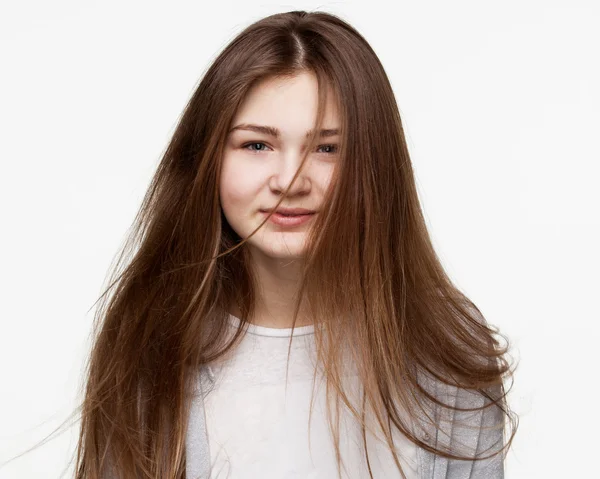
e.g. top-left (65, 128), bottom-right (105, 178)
top-left (315, 163), bottom-right (336, 193)
top-left (219, 158), bottom-right (262, 217)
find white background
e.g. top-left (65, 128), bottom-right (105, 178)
top-left (1, 1), bottom-right (598, 477)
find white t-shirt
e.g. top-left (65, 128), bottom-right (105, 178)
top-left (203, 314), bottom-right (420, 478)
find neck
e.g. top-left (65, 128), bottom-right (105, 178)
top-left (231, 247), bottom-right (313, 329)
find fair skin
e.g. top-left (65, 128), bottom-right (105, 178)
top-left (220, 71), bottom-right (340, 328)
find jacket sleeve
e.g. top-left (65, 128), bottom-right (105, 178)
top-left (415, 369), bottom-right (506, 479)
top-left (468, 383), bottom-right (505, 478)
top-left (445, 382), bottom-right (505, 479)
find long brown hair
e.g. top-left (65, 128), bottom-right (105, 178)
top-left (71, 9), bottom-right (517, 478)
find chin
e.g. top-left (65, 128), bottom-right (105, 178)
top-left (263, 247), bottom-right (306, 260)
top-left (250, 239), bottom-right (308, 261)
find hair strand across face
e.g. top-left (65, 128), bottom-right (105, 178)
top-left (54, 10), bottom-right (519, 479)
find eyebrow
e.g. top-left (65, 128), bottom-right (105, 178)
top-left (228, 123), bottom-right (340, 139)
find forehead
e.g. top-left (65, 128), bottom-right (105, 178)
top-left (230, 72), bottom-right (340, 134)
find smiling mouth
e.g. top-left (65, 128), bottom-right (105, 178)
top-left (262, 211), bottom-right (316, 227)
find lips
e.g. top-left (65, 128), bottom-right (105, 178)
top-left (260, 208), bottom-right (316, 227)
top-left (275, 212), bottom-right (311, 217)
top-left (261, 207), bottom-right (316, 215)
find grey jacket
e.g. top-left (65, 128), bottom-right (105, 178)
top-left (185, 366), bottom-right (505, 479)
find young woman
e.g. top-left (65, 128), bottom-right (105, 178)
top-left (74, 10), bottom-right (517, 479)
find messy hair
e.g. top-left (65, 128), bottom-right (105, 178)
top-left (68, 10), bottom-right (517, 478)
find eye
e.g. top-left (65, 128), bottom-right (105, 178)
top-left (317, 144), bottom-right (338, 154)
top-left (242, 142), bottom-right (272, 153)
top-left (241, 142), bottom-right (338, 154)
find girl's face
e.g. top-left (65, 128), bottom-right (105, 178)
top-left (220, 71), bottom-right (340, 260)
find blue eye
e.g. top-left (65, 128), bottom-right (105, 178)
top-left (317, 144), bottom-right (338, 154)
top-left (243, 142), bottom-right (271, 152)
top-left (241, 142), bottom-right (338, 154)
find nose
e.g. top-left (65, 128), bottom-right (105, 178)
top-left (268, 150), bottom-right (311, 196)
